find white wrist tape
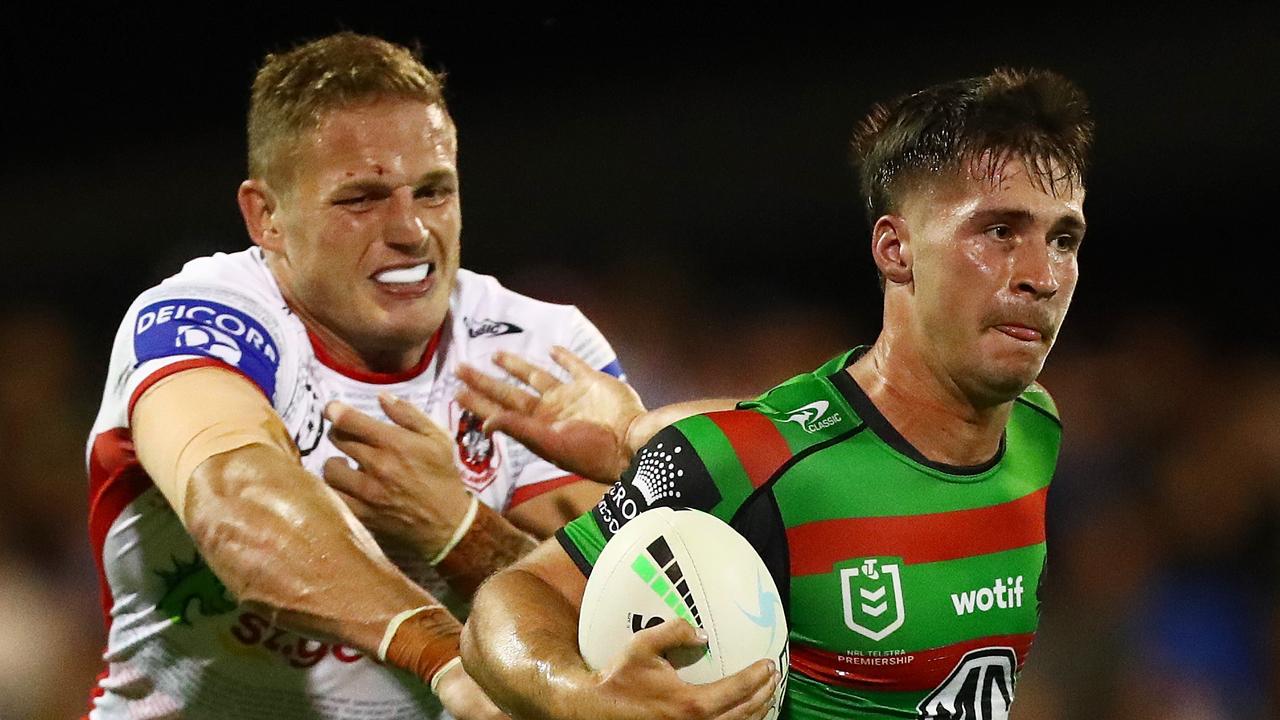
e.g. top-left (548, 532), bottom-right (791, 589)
top-left (430, 655), bottom-right (464, 696)
top-left (377, 605), bottom-right (432, 663)
top-left (429, 492), bottom-right (480, 566)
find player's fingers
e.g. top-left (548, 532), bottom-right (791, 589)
top-left (701, 659), bottom-right (778, 717)
top-left (456, 388), bottom-right (507, 422)
top-left (322, 458), bottom-right (383, 508)
top-left (330, 487), bottom-right (374, 521)
top-left (479, 411), bottom-right (554, 451)
top-left (326, 433), bottom-right (382, 475)
top-left (324, 401), bottom-right (391, 445)
top-left (493, 351), bottom-right (560, 394)
top-left (550, 345), bottom-right (596, 379)
top-left (457, 364), bottom-right (539, 413)
top-left (377, 392), bottom-right (437, 435)
top-left (719, 661), bottom-right (781, 720)
top-left (630, 618), bottom-right (707, 659)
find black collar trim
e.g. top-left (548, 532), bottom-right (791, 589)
top-left (827, 350), bottom-right (1005, 476)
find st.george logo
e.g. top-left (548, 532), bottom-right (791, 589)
top-left (839, 557), bottom-right (906, 641)
top-left (784, 400), bottom-right (842, 434)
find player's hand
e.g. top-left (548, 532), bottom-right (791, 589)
top-left (456, 346), bottom-right (646, 483)
top-left (322, 395), bottom-right (472, 557)
top-left (434, 662), bottom-right (511, 720)
top-left (590, 619), bottom-right (780, 720)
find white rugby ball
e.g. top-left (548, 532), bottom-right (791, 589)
top-left (578, 507), bottom-right (788, 717)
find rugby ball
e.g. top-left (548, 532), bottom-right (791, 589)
top-left (578, 507), bottom-right (788, 717)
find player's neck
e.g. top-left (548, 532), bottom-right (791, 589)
top-left (848, 340), bottom-right (1010, 468)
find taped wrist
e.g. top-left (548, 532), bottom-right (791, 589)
top-left (383, 605), bottom-right (463, 685)
top-left (435, 501), bottom-right (537, 597)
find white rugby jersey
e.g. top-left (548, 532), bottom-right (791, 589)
top-left (85, 248), bottom-right (623, 720)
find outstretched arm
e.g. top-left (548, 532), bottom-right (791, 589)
top-left (456, 346), bottom-right (739, 482)
top-left (133, 366), bottom-right (503, 718)
top-left (461, 539), bottom-right (779, 720)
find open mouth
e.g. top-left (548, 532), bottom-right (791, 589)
top-left (373, 262), bottom-right (434, 285)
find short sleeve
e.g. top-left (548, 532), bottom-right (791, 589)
top-left (555, 419), bottom-right (739, 577)
top-left (119, 283), bottom-right (294, 420)
top-left (564, 307), bottom-right (625, 380)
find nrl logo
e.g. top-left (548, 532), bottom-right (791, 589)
top-left (784, 400), bottom-right (842, 434)
top-left (839, 557), bottom-right (906, 641)
top-left (464, 317), bottom-right (524, 338)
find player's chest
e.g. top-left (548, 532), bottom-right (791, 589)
top-left (285, 361), bottom-right (511, 502)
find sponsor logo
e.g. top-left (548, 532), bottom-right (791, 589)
top-left (630, 441), bottom-right (685, 505)
top-left (784, 400), bottom-right (842, 434)
top-left (839, 557), bottom-right (906, 641)
top-left (951, 576), bottom-right (1025, 616)
top-left (134, 299), bottom-right (280, 397)
top-left (464, 317), bottom-right (524, 338)
top-left (232, 611), bottom-right (364, 668)
top-left (630, 536), bottom-right (704, 628)
top-left (917, 647), bottom-right (1016, 719)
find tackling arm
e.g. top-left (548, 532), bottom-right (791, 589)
top-left (132, 367), bottom-right (460, 684)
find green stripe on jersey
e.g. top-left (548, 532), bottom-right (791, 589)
top-left (668, 415), bottom-right (756, 522)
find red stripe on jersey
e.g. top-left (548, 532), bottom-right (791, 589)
top-left (126, 357), bottom-right (262, 421)
top-left (789, 633), bottom-right (1035, 692)
top-left (87, 428), bottom-right (154, 627)
top-left (788, 486), bottom-right (1048, 575)
top-left (86, 427), bottom-right (156, 713)
top-left (706, 411), bottom-right (792, 488)
top-left (509, 474), bottom-right (583, 508)
top-left (309, 325), bottom-right (443, 384)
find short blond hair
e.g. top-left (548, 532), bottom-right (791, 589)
top-left (247, 32), bottom-right (448, 186)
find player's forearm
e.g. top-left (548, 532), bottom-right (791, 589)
top-left (461, 566), bottom-right (594, 720)
top-left (433, 501), bottom-right (538, 598)
top-left (186, 444), bottom-right (461, 665)
top-left (626, 398), bottom-right (740, 455)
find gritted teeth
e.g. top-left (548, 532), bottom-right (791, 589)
top-left (374, 263), bottom-right (433, 284)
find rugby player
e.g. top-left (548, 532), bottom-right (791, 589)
top-left (456, 68), bottom-right (1092, 719)
top-left (85, 33), bottom-right (626, 719)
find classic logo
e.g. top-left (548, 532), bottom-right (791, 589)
top-left (839, 557), bottom-right (906, 641)
top-left (916, 647), bottom-right (1016, 719)
top-left (784, 400), bottom-right (842, 434)
top-left (175, 324), bottom-right (243, 366)
top-left (464, 317), bottom-right (524, 338)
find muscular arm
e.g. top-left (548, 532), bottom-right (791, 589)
top-left (133, 367), bottom-right (458, 680)
top-left (462, 539), bottom-right (778, 720)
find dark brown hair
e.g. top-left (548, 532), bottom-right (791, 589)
top-left (851, 68), bottom-right (1093, 227)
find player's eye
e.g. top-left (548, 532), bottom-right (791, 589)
top-left (415, 183), bottom-right (457, 207)
top-left (985, 224), bottom-right (1014, 241)
top-left (1051, 234), bottom-right (1082, 252)
top-left (333, 195), bottom-right (372, 208)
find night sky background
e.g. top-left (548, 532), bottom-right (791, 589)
top-left (6, 5), bottom-right (1279, 361)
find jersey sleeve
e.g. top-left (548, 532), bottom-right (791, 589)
top-left (555, 410), bottom-right (775, 577)
top-left (115, 282), bottom-right (296, 423)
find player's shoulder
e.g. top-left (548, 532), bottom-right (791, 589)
top-left (1013, 381), bottom-right (1062, 428)
top-left (452, 268), bottom-right (585, 335)
top-left (449, 268), bottom-right (621, 376)
top-left (132, 247), bottom-right (285, 313)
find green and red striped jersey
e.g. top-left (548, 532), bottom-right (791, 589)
top-left (557, 348), bottom-right (1061, 719)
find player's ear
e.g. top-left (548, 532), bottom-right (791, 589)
top-left (870, 215), bottom-right (912, 287)
top-left (238, 179), bottom-right (284, 253)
